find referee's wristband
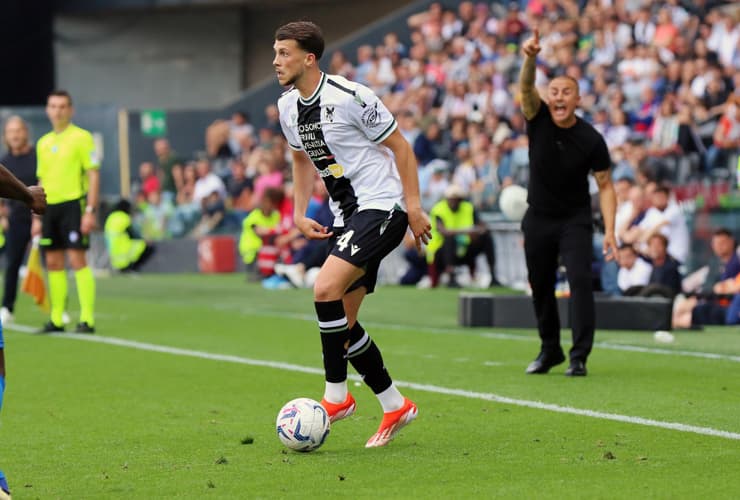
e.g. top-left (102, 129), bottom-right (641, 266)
top-left (85, 205), bottom-right (96, 214)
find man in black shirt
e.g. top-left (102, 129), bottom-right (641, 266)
top-left (519, 30), bottom-right (617, 377)
top-left (0, 117), bottom-right (39, 325)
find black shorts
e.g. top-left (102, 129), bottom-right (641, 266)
top-left (40, 198), bottom-right (89, 250)
top-left (329, 207), bottom-right (408, 294)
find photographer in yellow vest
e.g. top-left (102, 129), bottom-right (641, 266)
top-left (427, 184), bottom-right (499, 288)
top-left (104, 199), bottom-right (155, 272)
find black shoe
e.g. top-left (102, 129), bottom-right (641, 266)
top-left (488, 277), bottom-right (502, 288)
top-left (74, 322), bottom-right (95, 334)
top-left (38, 321), bottom-right (65, 334)
top-left (565, 360), bottom-right (587, 377)
top-left (525, 351), bottom-right (566, 374)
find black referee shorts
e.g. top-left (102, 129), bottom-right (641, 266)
top-left (40, 198), bottom-right (89, 250)
top-left (329, 207), bottom-right (408, 294)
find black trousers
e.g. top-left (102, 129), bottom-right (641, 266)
top-left (435, 232), bottom-right (496, 276)
top-left (522, 209), bottom-right (594, 362)
top-left (2, 213), bottom-right (32, 312)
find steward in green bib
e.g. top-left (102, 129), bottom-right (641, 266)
top-left (104, 200), bottom-right (155, 272)
top-left (36, 90), bottom-right (100, 333)
top-left (238, 187), bottom-right (283, 276)
top-left (427, 184), bottom-right (499, 288)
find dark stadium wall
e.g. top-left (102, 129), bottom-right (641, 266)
top-left (54, 9), bottom-right (242, 110)
top-left (53, 1), bottom-right (417, 111)
top-left (0, 0), bottom-right (55, 105)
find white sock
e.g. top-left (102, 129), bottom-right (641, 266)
top-left (376, 384), bottom-right (404, 412)
top-left (323, 381), bottom-right (348, 404)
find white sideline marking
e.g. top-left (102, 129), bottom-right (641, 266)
top-left (15, 329), bottom-right (740, 442)
top-left (209, 305), bottom-right (740, 364)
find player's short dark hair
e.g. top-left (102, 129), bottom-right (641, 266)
top-left (654, 184), bottom-right (670, 195)
top-left (713, 228), bottom-right (734, 239)
top-left (275, 21), bottom-right (325, 60)
top-left (648, 233), bottom-right (668, 247)
top-left (618, 243), bottom-right (635, 252)
top-left (48, 89), bottom-right (73, 105)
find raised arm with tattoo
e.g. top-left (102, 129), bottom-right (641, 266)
top-left (519, 28), bottom-right (542, 120)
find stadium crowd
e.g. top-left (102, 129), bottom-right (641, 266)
top-left (120, 0), bottom-right (740, 320)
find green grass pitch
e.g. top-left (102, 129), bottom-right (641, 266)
top-left (1, 274), bottom-right (739, 498)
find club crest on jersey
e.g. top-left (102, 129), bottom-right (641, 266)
top-left (317, 163), bottom-right (344, 179)
top-left (361, 102), bottom-right (380, 128)
top-left (325, 106), bottom-right (335, 123)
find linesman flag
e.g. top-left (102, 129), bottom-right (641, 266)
top-left (21, 238), bottom-right (50, 313)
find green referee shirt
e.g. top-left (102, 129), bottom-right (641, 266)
top-left (36, 124), bottom-right (100, 204)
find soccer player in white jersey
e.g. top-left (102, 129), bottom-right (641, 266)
top-left (274, 21), bottom-right (432, 448)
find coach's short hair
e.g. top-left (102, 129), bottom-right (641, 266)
top-left (48, 89), bottom-right (73, 105)
top-left (275, 21), bottom-right (325, 61)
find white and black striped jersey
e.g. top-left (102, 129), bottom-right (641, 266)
top-left (278, 73), bottom-right (403, 227)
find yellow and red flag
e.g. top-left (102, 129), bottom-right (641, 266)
top-left (21, 240), bottom-right (50, 313)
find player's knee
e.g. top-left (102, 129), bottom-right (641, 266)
top-left (313, 279), bottom-right (343, 302)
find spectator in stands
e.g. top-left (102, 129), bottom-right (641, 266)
top-left (633, 184), bottom-right (690, 264)
top-left (226, 158), bottom-right (252, 213)
top-left (700, 228), bottom-right (740, 294)
top-left (421, 159), bottom-right (450, 212)
top-left (176, 163), bottom-right (196, 206)
top-left (193, 159), bottom-right (226, 206)
top-left (413, 121), bottom-right (451, 166)
top-left (249, 152), bottom-right (284, 210)
top-left (190, 190), bottom-right (226, 238)
top-left (263, 104), bottom-right (282, 136)
top-left (397, 109), bottom-right (421, 145)
top-left (706, 98), bottom-right (740, 172)
top-left (228, 111), bottom-right (255, 158)
top-left (617, 243), bottom-right (653, 295)
top-left (426, 184), bottom-right (498, 288)
top-left (643, 233), bottom-right (683, 298)
top-left (136, 189), bottom-right (174, 241)
top-left (205, 120), bottom-right (233, 177)
top-left (646, 96), bottom-right (681, 176)
top-left (136, 161), bottom-right (160, 200)
top-left (673, 228), bottom-right (740, 328)
top-left (153, 138), bottom-right (182, 202)
top-left (328, 50), bottom-right (354, 80)
top-left (673, 270), bottom-right (740, 328)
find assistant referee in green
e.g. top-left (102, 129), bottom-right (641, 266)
top-left (36, 90), bottom-right (99, 333)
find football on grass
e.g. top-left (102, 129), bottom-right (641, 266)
top-left (276, 398), bottom-right (330, 452)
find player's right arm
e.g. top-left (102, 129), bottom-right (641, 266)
top-left (0, 162), bottom-right (46, 214)
top-left (291, 149), bottom-right (332, 240)
top-left (519, 29), bottom-right (542, 120)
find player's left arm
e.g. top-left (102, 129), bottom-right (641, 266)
top-left (381, 129), bottom-right (431, 251)
top-left (594, 169), bottom-right (617, 261)
top-left (81, 132), bottom-right (101, 234)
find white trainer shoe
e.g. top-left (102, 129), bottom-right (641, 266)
top-left (0, 307), bottom-right (13, 326)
